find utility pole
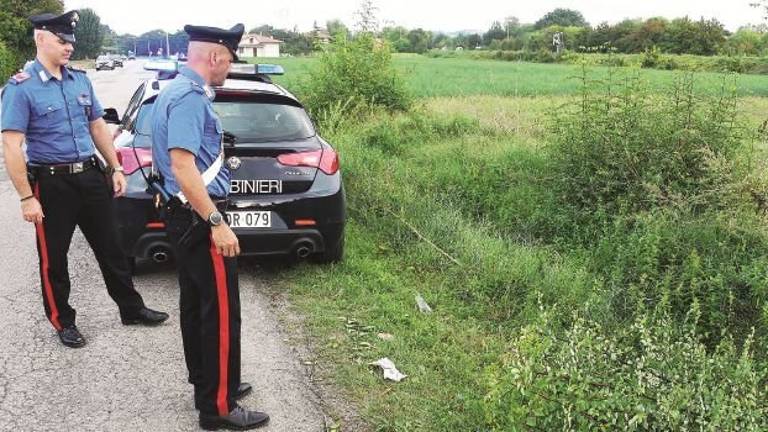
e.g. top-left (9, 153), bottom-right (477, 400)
top-left (166, 32), bottom-right (170, 57)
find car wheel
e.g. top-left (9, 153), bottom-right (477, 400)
top-left (313, 233), bottom-right (344, 264)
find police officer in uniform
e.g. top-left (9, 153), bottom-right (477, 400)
top-left (151, 24), bottom-right (269, 430)
top-left (0, 11), bottom-right (169, 348)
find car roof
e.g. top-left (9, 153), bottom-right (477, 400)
top-left (139, 76), bottom-right (299, 105)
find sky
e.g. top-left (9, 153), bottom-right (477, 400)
top-left (64, 0), bottom-right (763, 36)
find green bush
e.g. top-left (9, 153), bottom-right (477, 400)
top-left (549, 70), bottom-right (745, 224)
top-left (0, 41), bottom-right (19, 80)
top-left (593, 209), bottom-right (768, 342)
top-left (301, 33), bottom-right (411, 118)
top-left (485, 308), bottom-right (768, 431)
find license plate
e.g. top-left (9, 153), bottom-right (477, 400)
top-left (226, 211), bottom-right (272, 228)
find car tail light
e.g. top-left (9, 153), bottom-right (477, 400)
top-left (295, 219), bottom-right (317, 227)
top-left (116, 147), bottom-right (152, 175)
top-left (277, 149), bottom-right (339, 175)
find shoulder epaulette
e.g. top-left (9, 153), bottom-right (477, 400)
top-left (7, 71), bottom-right (31, 85)
top-left (66, 66), bottom-right (87, 74)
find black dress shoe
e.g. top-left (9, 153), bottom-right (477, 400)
top-left (236, 382), bottom-right (253, 400)
top-left (58, 325), bottom-right (86, 348)
top-left (199, 405), bottom-right (269, 431)
top-left (121, 307), bottom-right (169, 326)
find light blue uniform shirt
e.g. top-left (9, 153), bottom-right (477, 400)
top-left (151, 67), bottom-right (229, 198)
top-left (1, 59), bottom-right (104, 164)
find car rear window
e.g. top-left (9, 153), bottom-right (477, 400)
top-left (133, 100), bottom-right (315, 147)
top-left (213, 102), bottom-right (315, 143)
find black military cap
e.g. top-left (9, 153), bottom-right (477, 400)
top-left (184, 23), bottom-right (245, 61)
top-left (29, 10), bottom-right (79, 44)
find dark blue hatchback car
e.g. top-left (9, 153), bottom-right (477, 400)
top-left (105, 62), bottom-right (346, 269)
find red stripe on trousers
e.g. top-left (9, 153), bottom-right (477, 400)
top-left (209, 235), bottom-right (231, 416)
top-left (34, 184), bottom-right (62, 331)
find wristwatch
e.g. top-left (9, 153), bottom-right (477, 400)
top-left (207, 211), bottom-right (224, 227)
top-left (107, 165), bottom-right (124, 175)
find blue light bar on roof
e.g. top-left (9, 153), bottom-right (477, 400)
top-left (257, 64), bottom-right (284, 75)
top-left (229, 63), bottom-right (285, 75)
top-left (143, 60), bottom-right (178, 72)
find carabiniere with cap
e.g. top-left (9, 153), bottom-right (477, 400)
top-left (0, 9), bottom-right (169, 350)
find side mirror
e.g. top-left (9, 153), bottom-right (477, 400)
top-left (103, 108), bottom-right (120, 124)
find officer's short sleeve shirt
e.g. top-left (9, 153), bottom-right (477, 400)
top-left (1, 59), bottom-right (102, 164)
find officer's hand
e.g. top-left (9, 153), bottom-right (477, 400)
top-left (112, 172), bottom-right (127, 197)
top-left (211, 224), bottom-right (240, 257)
top-left (22, 198), bottom-right (44, 224)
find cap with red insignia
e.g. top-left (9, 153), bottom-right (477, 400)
top-left (29, 10), bottom-right (79, 44)
top-left (184, 23), bottom-right (245, 61)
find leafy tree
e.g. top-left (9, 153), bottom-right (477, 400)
top-left (326, 19), bottom-right (348, 38)
top-left (72, 8), bottom-right (103, 60)
top-left (248, 25), bottom-right (275, 35)
top-left (483, 21), bottom-right (506, 45)
top-left (467, 33), bottom-right (482, 49)
top-left (0, 0), bottom-right (64, 66)
top-left (661, 17), bottom-right (726, 55)
top-left (272, 29), bottom-right (313, 56)
top-left (407, 28), bottom-right (431, 53)
top-left (633, 17), bottom-right (669, 51)
top-left (135, 29), bottom-right (168, 56)
top-left (535, 8), bottom-right (589, 30)
top-left (723, 27), bottom-right (766, 55)
top-left (382, 26), bottom-right (410, 52)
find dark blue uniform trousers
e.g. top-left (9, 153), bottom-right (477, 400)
top-left (31, 166), bottom-right (145, 330)
top-left (165, 205), bottom-right (241, 416)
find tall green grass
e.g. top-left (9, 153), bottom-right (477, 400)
top-left (271, 67), bottom-right (768, 430)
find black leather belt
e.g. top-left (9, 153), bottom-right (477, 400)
top-left (29, 157), bottom-right (98, 176)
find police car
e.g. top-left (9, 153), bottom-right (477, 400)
top-left (103, 60), bottom-right (345, 268)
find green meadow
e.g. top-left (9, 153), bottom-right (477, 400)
top-left (261, 54), bottom-right (768, 98)
top-left (249, 54), bottom-right (768, 431)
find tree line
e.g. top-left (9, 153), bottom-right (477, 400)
top-left (378, 8), bottom-right (766, 57)
top-left (2, 2), bottom-right (767, 79)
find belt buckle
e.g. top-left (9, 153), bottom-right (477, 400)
top-left (71, 162), bottom-right (84, 174)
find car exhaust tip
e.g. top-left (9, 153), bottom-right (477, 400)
top-left (149, 247), bottom-right (172, 264)
top-left (294, 240), bottom-right (314, 259)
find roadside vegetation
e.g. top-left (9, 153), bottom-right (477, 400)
top-left (264, 32), bottom-right (768, 431)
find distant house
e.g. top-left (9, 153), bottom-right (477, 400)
top-left (238, 33), bottom-right (283, 58)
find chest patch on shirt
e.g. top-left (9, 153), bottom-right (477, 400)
top-left (77, 94), bottom-right (92, 105)
top-left (77, 93), bottom-right (93, 118)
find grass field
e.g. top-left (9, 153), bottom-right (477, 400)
top-left (249, 54), bottom-right (768, 430)
top-left (257, 54), bottom-right (768, 98)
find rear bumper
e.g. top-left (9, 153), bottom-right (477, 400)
top-left (236, 224), bottom-right (343, 256)
top-left (115, 178), bottom-right (346, 260)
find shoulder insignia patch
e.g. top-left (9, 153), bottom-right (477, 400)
top-left (8, 71), bottom-right (31, 85)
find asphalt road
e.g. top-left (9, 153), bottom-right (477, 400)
top-left (0, 60), bottom-right (326, 431)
